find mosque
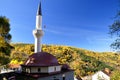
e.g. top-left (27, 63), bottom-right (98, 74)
top-left (15, 2), bottom-right (74, 80)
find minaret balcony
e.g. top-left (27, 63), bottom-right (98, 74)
top-left (33, 29), bottom-right (44, 38)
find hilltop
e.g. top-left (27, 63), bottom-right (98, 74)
top-left (9, 43), bottom-right (120, 77)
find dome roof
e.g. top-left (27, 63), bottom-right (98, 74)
top-left (23, 52), bottom-right (59, 67)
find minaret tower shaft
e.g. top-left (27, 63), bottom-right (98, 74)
top-left (33, 2), bottom-right (43, 53)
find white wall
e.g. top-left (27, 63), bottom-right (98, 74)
top-left (24, 66), bottom-right (61, 73)
top-left (31, 67), bottom-right (38, 73)
top-left (30, 67), bottom-right (48, 73)
top-left (48, 66), bottom-right (54, 73)
top-left (55, 66), bottom-right (61, 72)
top-left (48, 66), bottom-right (61, 73)
top-left (41, 67), bottom-right (48, 73)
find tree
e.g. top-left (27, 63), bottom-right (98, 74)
top-left (10, 51), bottom-right (28, 62)
top-left (0, 16), bottom-right (13, 65)
top-left (109, 7), bottom-right (120, 51)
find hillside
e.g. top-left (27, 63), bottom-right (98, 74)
top-left (10, 43), bottom-right (120, 77)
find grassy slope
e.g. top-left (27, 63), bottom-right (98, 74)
top-left (10, 43), bottom-right (120, 76)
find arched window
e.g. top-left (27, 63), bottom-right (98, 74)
top-left (62, 74), bottom-right (65, 80)
top-left (38, 68), bottom-right (41, 72)
top-left (63, 77), bottom-right (65, 80)
top-left (28, 68), bottom-right (31, 73)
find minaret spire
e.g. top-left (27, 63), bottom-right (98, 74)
top-left (33, 2), bottom-right (44, 53)
top-left (37, 2), bottom-right (42, 15)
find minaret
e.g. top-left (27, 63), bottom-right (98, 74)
top-left (33, 2), bottom-right (43, 53)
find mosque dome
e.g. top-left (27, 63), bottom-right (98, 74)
top-left (23, 52), bottom-right (59, 67)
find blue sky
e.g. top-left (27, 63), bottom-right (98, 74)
top-left (0, 0), bottom-right (119, 52)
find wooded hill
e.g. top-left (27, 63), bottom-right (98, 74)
top-left (10, 43), bottom-right (120, 77)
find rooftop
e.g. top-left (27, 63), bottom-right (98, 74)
top-left (22, 52), bottom-right (60, 67)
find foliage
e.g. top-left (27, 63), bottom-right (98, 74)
top-left (111, 70), bottom-right (120, 80)
top-left (9, 43), bottom-right (116, 77)
top-left (0, 52), bottom-right (10, 65)
top-left (10, 43), bottom-right (34, 64)
top-left (109, 6), bottom-right (120, 51)
top-left (0, 16), bottom-right (11, 41)
top-left (0, 16), bottom-right (13, 65)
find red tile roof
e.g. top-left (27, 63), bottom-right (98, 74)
top-left (22, 52), bottom-right (60, 67)
top-left (9, 64), bottom-right (20, 68)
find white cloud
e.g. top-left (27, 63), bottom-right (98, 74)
top-left (44, 25), bottom-right (103, 37)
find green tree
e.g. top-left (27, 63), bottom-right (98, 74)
top-left (0, 16), bottom-right (13, 65)
top-left (109, 2), bottom-right (120, 51)
top-left (10, 51), bottom-right (28, 61)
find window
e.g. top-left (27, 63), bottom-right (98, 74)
top-left (62, 74), bottom-right (65, 80)
top-left (54, 67), bottom-right (56, 71)
top-left (28, 68), bottom-right (31, 73)
top-left (38, 68), bottom-right (41, 72)
top-left (63, 77), bottom-right (65, 80)
top-left (22, 67), bottom-right (26, 72)
top-left (26, 68), bottom-right (30, 73)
